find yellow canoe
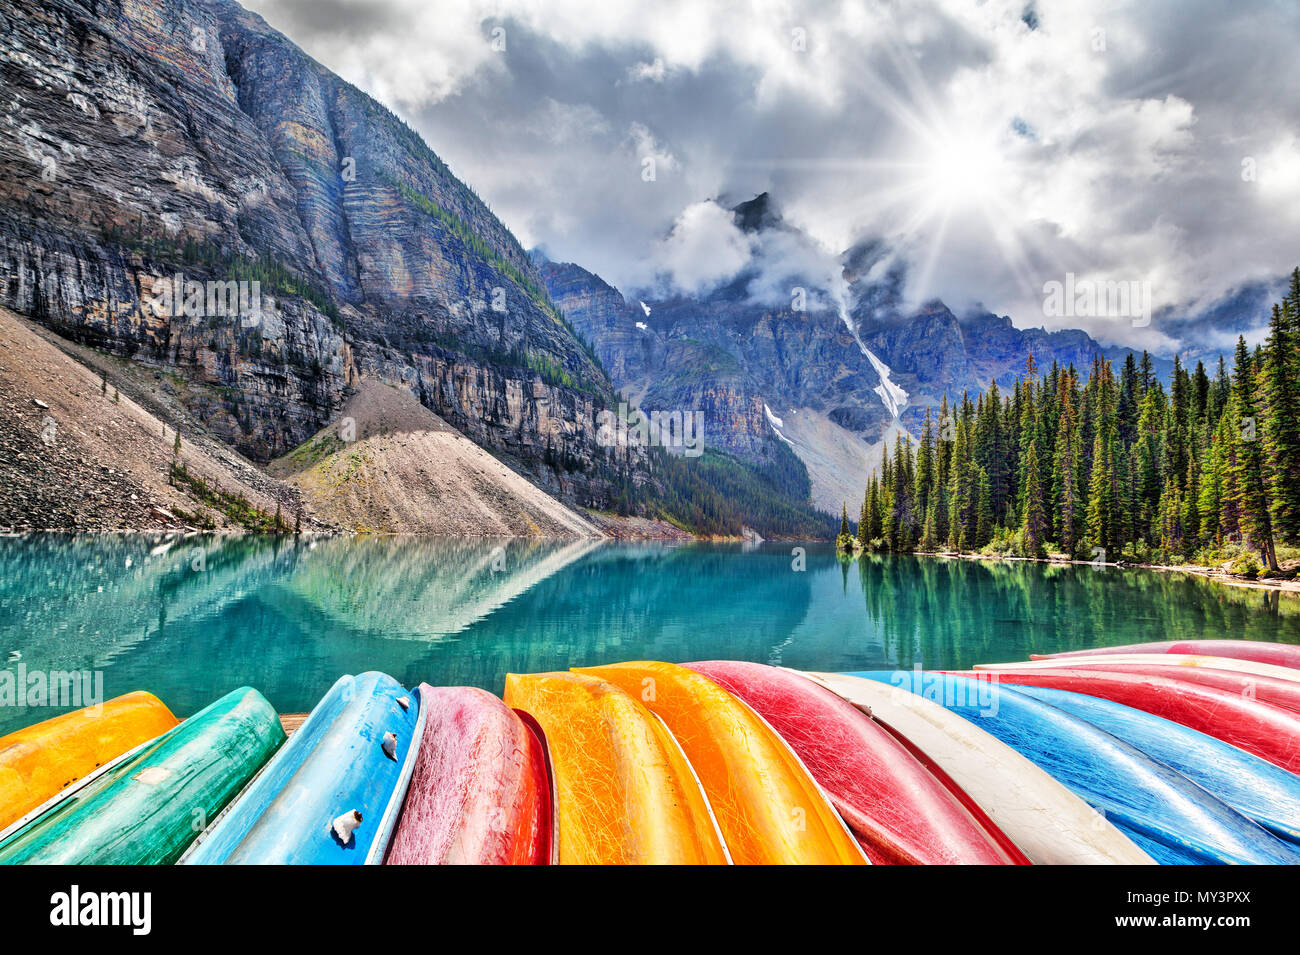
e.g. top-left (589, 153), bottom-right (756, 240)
top-left (0, 691), bottom-right (178, 831)
top-left (503, 671), bottom-right (729, 864)
top-left (574, 662), bottom-right (867, 865)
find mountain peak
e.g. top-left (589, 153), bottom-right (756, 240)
top-left (731, 192), bottom-right (781, 233)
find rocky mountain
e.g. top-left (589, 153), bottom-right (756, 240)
top-left (0, 0), bottom-right (647, 510)
top-left (541, 193), bottom-right (1149, 513)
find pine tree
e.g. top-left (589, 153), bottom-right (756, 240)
top-left (1085, 431), bottom-right (1114, 557)
top-left (858, 491), bottom-right (870, 549)
top-left (1020, 441), bottom-right (1048, 557)
top-left (1262, 301), bottom-right (1300, 540)
top-left (1228, 337), bottom-right (1278, 570)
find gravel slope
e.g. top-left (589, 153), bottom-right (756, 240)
top-left (0, 308), bottom-right (300, 532)
top-left (269, 381), bottom-right (600, 538)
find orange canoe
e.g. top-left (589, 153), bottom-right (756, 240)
top-left (503, 671), bottom-right (729, 864)
top-left (0, 691), bottom-right (179, 831)
top-left (574, 662), bottom-right (868, 865)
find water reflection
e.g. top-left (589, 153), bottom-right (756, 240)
top-left (1, 536), bottom-right (1296, 732)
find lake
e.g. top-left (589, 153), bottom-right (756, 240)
top-left (2, 533), bottom-right (1297, 732)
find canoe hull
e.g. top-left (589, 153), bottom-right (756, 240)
top-left (980, 653), bottom-right (1300, 686)
top-left (575, 661), bottom-right (867, 865)
top-left (858, 671), bottom-right (1300, 865)
top-left (1035, 640), bottom-right (1300, 670)
top-left (504, 671), bottom-right (728, 865)
top-left (1014, 684), bottom-right (1300, 844)
top-left (995, 662), bottom-right (1300, 712)
top-left (183, 672), bottom-right (422, 865)
top-left (0, 691), bottom-right (177, 832)
top-left (0, 687), bottom-right (283, 865)
top-left (385, 685), bottom-right (549, 865)
top-left (801, 671), bottom-right (1155, 865)
top-left (963, 668), bottom-right (1300, 774)
top-left (686, 660), bottom-right (1022, 864)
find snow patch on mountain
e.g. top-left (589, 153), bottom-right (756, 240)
top-left (763, 403), bottom-right (795, 447)
top-left (863, 348), bottom-right (907, 420)
top-left (832, 288), bottom-right (908, 420)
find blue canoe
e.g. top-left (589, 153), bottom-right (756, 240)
top-left (182, 672), bottom-right (424, 865)
top-left (847, 671), bottom-right (1300, 865)
top-left (1014, 684), bottom-right (1300, 846)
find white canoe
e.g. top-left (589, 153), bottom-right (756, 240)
top-left (974, 653), bottom-right (1300, 685)
top-left (799, 671), bottom-right (1156, 865)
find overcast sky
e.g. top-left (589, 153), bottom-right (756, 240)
top-left (242, 0), bottom-right (1300, 353)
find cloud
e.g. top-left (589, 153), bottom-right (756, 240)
top-left (649, 201), bottom-right (751, 294)
top-left (240, 0), bottom-right (1300, 354)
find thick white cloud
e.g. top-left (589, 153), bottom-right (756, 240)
top-left (651, 201), bottom-right (752, 294)
top-left (243, 0), bottom-right (1300, 352)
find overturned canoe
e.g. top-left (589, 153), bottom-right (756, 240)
top-left (385, 685), bottom-right (549, 865)
top-left (980, 660), bottom-right (1300, 712)
top-left (687, 661), bottom-right (1024, 864)
top-left (1033, 639), bottom-right (1300, 670)
top-left (183, 672), bottom-right (422, 865)
top-left (1014, 684), bottom-right (1300, 845)
top-left (503, 671), bottom-right (728, 864)
top-left (0, 691), bottom-right (178, 833)
top-left (0, 687), bottom-right (282, 865)
top-left (575, 661), bottom-right (867, 865)
top-left (804, 671), bottom-right (1153, 865)
top-left (962, 667), bottom-right (1300, 774)
top-left (980, 653), bottom-right (1300, 686)
top-left (863, 671), bottom-right (1300, 865)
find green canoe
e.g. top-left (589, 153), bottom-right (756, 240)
top-left (0, 687), bottom-right (284, 864)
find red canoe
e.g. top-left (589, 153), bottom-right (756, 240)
top-left (385, 686), bottom-right (550, 865)
top-left (1002, 663), bottom-right (1300, 713)
top-left (1033, 640), bottom-right (1300, 670)
top-left (687, 661), bottom-right (1028, 865)
top-left (950, 669), bottom-right (1300, 774)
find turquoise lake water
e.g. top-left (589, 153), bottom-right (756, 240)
top-left (2, 534), bottom-right (1298, 732)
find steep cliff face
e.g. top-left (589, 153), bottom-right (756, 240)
top-left (540, 253), bottom-right (891, 467)
top-left (0, 0), bottom-right (643, 507)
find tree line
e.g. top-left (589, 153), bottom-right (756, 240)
top-left (840, 269), bottom-right (1300, 576)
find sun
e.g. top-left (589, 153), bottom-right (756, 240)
top-left (919, 126), bottom-right (1007, 209)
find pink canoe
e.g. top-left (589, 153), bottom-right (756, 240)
top-left (385, 686), bottom-right (550, 865)
top-left (1033, 640), bottom-right (1300, 670)
top-left (950, 668), bottom-right (1300, 774)
top-left (688, 661), bottom-right (1028, 865)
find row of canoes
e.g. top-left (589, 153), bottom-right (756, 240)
top-left (1, 638), bottom-right (1299, 864)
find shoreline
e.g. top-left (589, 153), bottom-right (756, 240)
top-left (842, 545), bottom-right (1300, 596)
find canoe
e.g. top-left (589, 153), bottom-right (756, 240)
top-left (958, 667), bottom-right (1300, 774)
top-left (979, 653), bottom-right (1300, 686)
top-left (1013, 684), bottom-right (1300, 845)
top-left (182, 672), bottom-right (422, 865)
top-left (687, 661), bottom-right (1025, 864)
top-left (0, 691), bottom-right (178, 832)
top-left (802, 671), bottom-right (1154, 865)
top-left (574, 661), bottom-right (867, 865)
top-left (980, 660), bottom-right (1300, 712)
top-left (385, 685), bottom-right (549, 865)
top-left (1034, 639), bottom-right (1300, 670)
top-left (503, 671), bottom-right (728, 864)
top-left (0, 687), bottom-right (283, 865)
top-left (850, 671), bottom-right (1300, 865)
